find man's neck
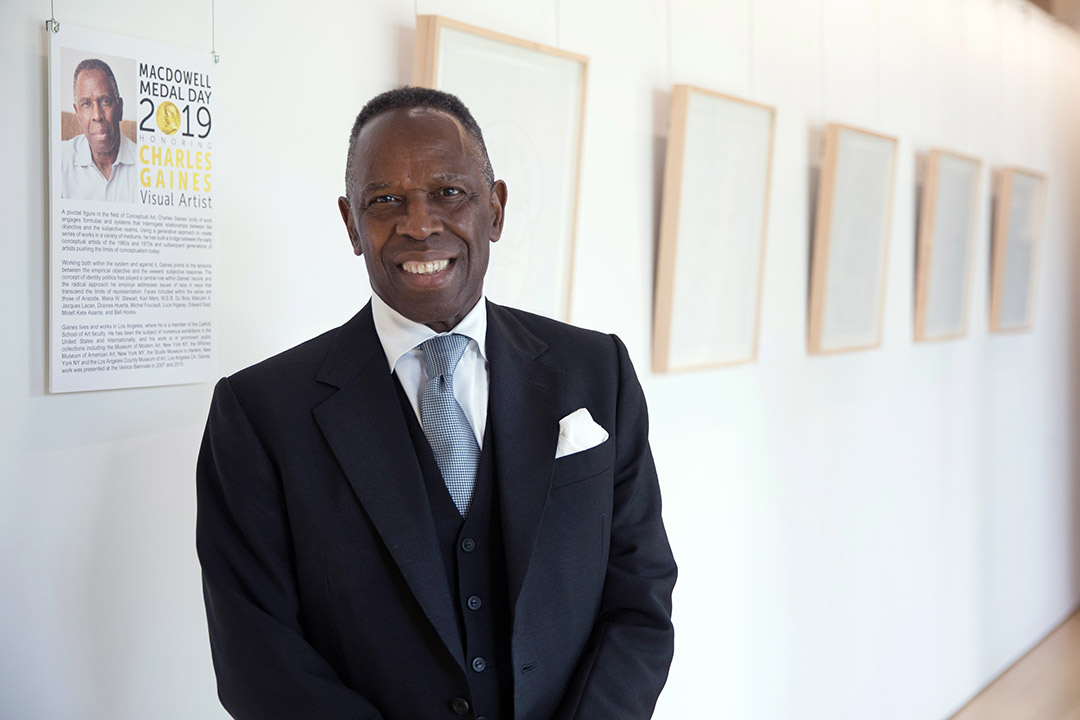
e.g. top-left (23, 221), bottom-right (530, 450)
top-left (91, 144), bottom-right (119, 179)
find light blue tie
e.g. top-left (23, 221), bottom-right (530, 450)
top-left (419, 334), bottom-right (480, 517)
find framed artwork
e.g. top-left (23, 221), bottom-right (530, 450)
top-left (990, 167), bottom-right (1047, 333)
top-left (808, 124), bottom-right (898, 354)
top-left (414, 15), bottom-right (588, 322)
top-left (652, 85), bottom-right (776, 372)
top-left (914, 149), bottom-right (982, 342)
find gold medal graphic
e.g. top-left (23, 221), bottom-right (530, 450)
top-left (156, 101), bottom-right (182, 135)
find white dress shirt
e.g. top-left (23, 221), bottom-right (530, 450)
top-left (60, 134), bottom-right (139, 203)
top-left (370, 293), bottom-right (489, 448)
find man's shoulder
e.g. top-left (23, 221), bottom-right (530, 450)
top-left (60, 135), bottom-right (82, 162)
top-left (226, 308), bottom-right (372, 394)
top-left (490, 302), bottom-right (611, 347)
top-left (230, 326), bottom-right (339, 383)
top-left (488, 302), bottom-right (624, 370)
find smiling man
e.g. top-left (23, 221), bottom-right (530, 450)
top-left (60, 58), bottom-right (138, 203)
top-left (197, 87), bottom-right (676, 720)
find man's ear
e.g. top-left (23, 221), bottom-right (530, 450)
top-left (337, 196), bottom-right (362, 255)
top-left (489, 180), bottom-right (508, 244)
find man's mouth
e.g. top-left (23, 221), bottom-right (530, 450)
top-left (402, 259), bottom-right (450, 275)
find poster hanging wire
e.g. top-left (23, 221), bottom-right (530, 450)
top-left (666, 0), bottom-right (673, 89)
top-left (818, 0), bottom-right (826, 124)
top-left (46, 0), bottom-right (59, 33)
top-left (211, 0), bottom-right (219, 62)
top-left (920, 0), bottom-right (928, 148)
top-left (747, 0), bottom-right (755, 99)
top-left (874, 0), bottom-right (881, 128)
top-left (1024, 5), bottom-right (1033, 161)
top-left (554, 0), bottom-right (561, 47)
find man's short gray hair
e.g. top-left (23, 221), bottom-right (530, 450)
top-left (73, 58), bottom-right (120, 99)
top-left (344, 86), bottom-right (494, 203)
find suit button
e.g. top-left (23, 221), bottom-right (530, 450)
top-left (461, 537), bottom-right (476, 552)
top-left (450, 697), bottom-right (470, 715)
top-left (472, 656), bottom-right (487, 672)
top-left (467, 595), bottom-right (482, 610)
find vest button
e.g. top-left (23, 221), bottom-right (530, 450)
top-left (450, 697), bottom-right (470, 715)
top-left (467, 595), bottom-right (482, 611)
top-left (461, 537), bottom-right (476, 552)
top-left (472, 656), bottom-right (487, 672)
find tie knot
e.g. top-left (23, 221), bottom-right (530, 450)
top-left (420, 333), bottom-right (470, 379)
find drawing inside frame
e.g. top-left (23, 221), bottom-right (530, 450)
top-left (914, 149), bottom-right (982, 342)
top-left (808, 124), bottom-right (898, 355)
top-left (652, 85), bottom-right (776, 372)
top-left (990, 167), bottom-right (1046, 333)
top-left (414, 15), bottom-right (588, 322)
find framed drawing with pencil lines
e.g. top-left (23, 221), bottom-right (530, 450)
top-left (414, 15), bottom-right (588, 322)
top-left (808, 123), bottom-right (898, 355)
top-left (652, 85), bottom-right (776, 372)
top-left (914, 149), bottom-right (981, 342)
top-left (990, 167), bottom-right (1046, 333)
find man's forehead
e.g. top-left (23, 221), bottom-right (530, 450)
top-left (75, 69), bottom-right (113, 94)
top-left (353, 108), bottom-right (486, 188)
top-left (358, 108), bottom-right (471, 154)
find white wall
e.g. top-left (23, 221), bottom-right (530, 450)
top-left (2, 0), bottom-right (1078, 718)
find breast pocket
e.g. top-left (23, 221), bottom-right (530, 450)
top-left (550, 438), bottom-right (615, 488)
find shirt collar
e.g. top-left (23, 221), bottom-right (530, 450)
top-left (370, 292), bottom-right (488, 375)
top-left (73, 133), bottom-right (136, 168)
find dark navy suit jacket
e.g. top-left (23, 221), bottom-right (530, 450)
top-left (196, 301), bottom-right (677, 719)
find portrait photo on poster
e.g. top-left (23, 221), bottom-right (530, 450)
top-left (59, 47), bottom-right (139, 203)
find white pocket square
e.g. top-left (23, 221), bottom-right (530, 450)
top-left (555, 408), bottom-right (609, 459)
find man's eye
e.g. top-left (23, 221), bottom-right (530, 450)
top-left (100, 97), bottom-right (113, 107)
top-left (437, 187), bottom-right (463, 197)
top-left (369, 195), bottom-right (397, 205)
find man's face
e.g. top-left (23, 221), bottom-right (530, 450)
top-left (73, 68), bottom-right (122, 159)
top-left (339, 109), bottom-right (507, 333)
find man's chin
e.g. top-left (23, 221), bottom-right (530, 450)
top-left (88, 134), bottom-right (119, 156)
top-left (387, 294), bottom-right (478, 332)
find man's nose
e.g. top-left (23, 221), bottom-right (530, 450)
top-left (90, 99), bottom-right (103, 121)
top-left (395, 196), bottom-right (443, 240)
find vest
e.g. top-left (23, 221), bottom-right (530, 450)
top-left (395, 379), bottom-right (513, 720)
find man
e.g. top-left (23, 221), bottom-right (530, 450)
top-left (60, 58), bottom-right (138, 202)
top-left (197, 87), bottom-right (676, 720)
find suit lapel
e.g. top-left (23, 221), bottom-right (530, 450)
top-left (485, 303), bottom-right (564, 613)
top-left (312, 304), bottom-right (464, 669)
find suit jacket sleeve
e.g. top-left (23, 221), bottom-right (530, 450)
top-left (196, 377), bottom-right (386, 720)
top-left (555, 335), bottom-right (677, 719)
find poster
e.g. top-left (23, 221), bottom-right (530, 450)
top-left (48, 24), bottom-right (215, 393)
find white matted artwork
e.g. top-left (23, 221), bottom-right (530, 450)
top-left (990, 167), bottom-right (1047, 333)
top-left (414, 15), bottom-right (588, 322)
top-left (652, 85), bottom-right (776, 372)
top-left (808, 124), bottom-right (898, 354)
top-left (914, 149), bottom-right (982, 342)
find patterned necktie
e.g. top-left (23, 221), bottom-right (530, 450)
top-left (419, 333), bottom-right (480, 517)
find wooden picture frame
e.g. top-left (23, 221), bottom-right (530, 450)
top-left (652, 85), bottom-right (776, 372)
top-left (414, 15), bottom-right (588, 322)
top-left (914, 149), bottom-right (982, 342)
top-left (990, 167), bottom-right (1047, 333)
top-left (808, 124), bottom-right (898, 354)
